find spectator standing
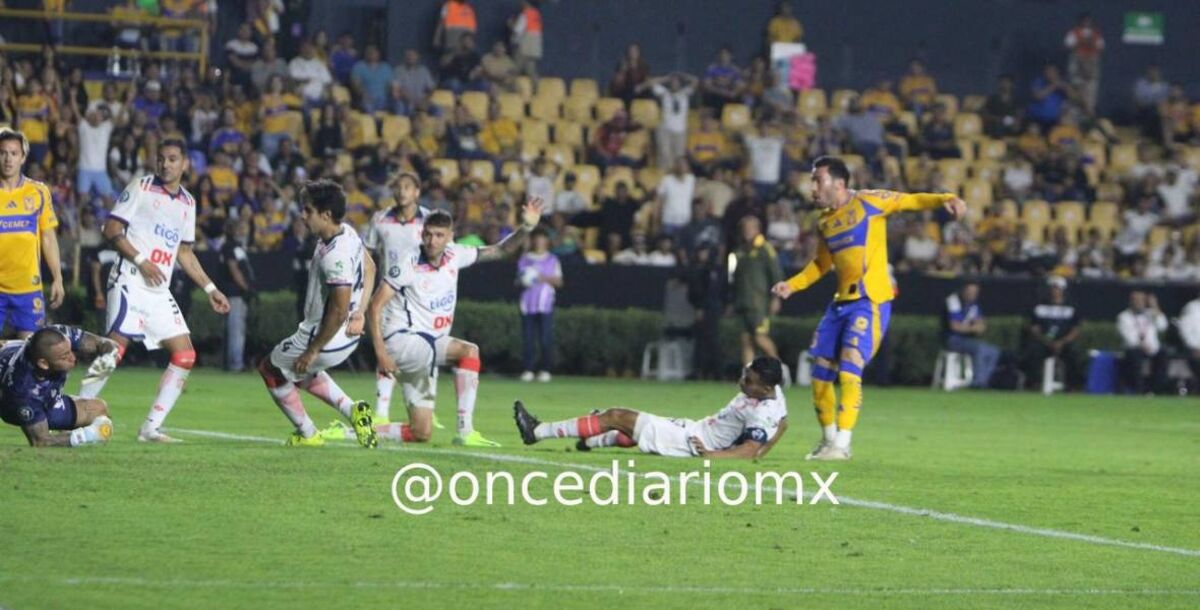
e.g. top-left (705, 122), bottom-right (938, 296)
top-left (730, 216), bottom-right (783, 365)
top-left (943, 282), bottom-right (1000, 389)
top-left (225, 23), bottom-right (259, 89)
top-left (517, 227), bottom-right (561, 382)
top-left (217, 219), bottom-right (255, 372)
top-left (1064, 13), bottom-right (1104, 114)
top-left (638, 73), bottom-right (697, 169)
top-left (608, 44), bottom-right (650, 104)
top-left (1116, 290), bottom-right (1168, 394)
top-left (510, 0), bottom-right (544, 78)
top-left (434, 0), bottom-right (478, 62)
top-left (1132, 65), bottom-right (1169, 139)
top-left (76, 107), bottom-right (115, 203)
top-left (1179, 291), bottom-right (1200, 392)
top-left (700, 48), bottom-right (744, 111)
top-left (765, 2), bottom-right (803, 46)
top-left (655, 158), bottom-right (695, 237)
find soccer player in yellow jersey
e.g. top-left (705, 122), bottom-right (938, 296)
top-left (772, 156), bottom-right (965, 460)
top-left (0, 128), bottom-right (64, 339)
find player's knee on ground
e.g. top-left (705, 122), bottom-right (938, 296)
top-left (170, 349), bottom-right (196, 369)
top-left (408, 408), bottom-right (434, 442)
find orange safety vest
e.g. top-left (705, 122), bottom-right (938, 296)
top-left (443, 1), bottom-right (477, 31)
top-left (522, 6), bottom-right (542, 34)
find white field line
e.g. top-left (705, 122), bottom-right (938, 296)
top-left (0, 574), bottom-right (1198, 597)
top-left (170, 427), bottom-right (1200, 559)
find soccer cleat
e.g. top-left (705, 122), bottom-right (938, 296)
top-left (512, 400), bottom-right (540, 445)
top-left (574, 438), bottom-right (591, 452)
top-left (804, 439), bottom-right (831, 460)
top-left (93, 416), bottom-right (114, 442)
top-left (432, 412), bottom-right (445, 430)
top-left (807, 443), bottom-right (852, 461)
top-left (317, 420), bottom-right (352, 441)
top-left (520, 371), bottom-right (535, 382)
top-left (285, 432), bottom-right (326, 447)
top-left (138, 427), bottom-right (182, 443)
top-left (453, 430), bottom-right (502, 448)
top-left (537, 371), bottom-right (552, 383)
top-left (372, 415), bottom-right (390, 426)
top-left (349, 400), bottom-right (378, 448)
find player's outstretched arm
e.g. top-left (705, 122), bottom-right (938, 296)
top-left (689, 436), bottom-right (763, 459)
top-left (754, 418), bottom-right (788, 460)
top-left (296, 285), bottom-right (351, 374)
top-left (773, 241), bottom-right (832, 299)
top-left (102, 217), bottom-right (167, 286)
top-left (177, 243), bottom-right (231, 314)
top-left (366, 280), bottom-right (397, 373)
top-left (478, 197), bottom-right (545, 262)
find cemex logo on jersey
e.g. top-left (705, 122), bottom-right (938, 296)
top-left (0, 216), bottom-right (34, 233)
top-left (154, 223), bottom-right (181, 248)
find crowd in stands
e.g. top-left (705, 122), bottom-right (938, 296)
top-left (1, 0), bottom-right (1199, 291)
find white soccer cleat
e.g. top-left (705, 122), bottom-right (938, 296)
top-left (138, 427), bottom-right (182, 443)
top-left (807, 443), bottom-right (852, 461)
top-left (519, 371), bottom-right (535, 382)
top-left (804, 439), bottom-right (831, 460)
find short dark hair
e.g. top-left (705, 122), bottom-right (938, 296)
top-left (813, 156), bottom-right (850, 185)
top-left (530, 226), bottom-right (549, 239)
top-left (28, 327), bottom-right (69, 363)
top-left (159, 137), bottom-right (188, 156)
top-left (424, 209), bottom-right (454, 229)
top-left (748, 356), bottom-right (783, 388)
top-left (301, 179), bottom-right (347, 222)
top-left (393, 171), bottom-right (421, 190)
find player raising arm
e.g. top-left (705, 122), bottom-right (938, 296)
top-left (771, 156), bottom-right (965, 460)
top-left (78, 138), bottom-right (231, 443)
top-left (257, 180), bottom-right (378, 448)
top-left (514, 356), bottom-right (788, 459)
top-left (1, 325), bottom-right (117, 447)
top-left (350, 197), bottom-right (544, 447)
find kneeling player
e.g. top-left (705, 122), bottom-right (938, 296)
top-left (256, 180), bottom-right (377, 447)
top-left (1, 326), bottom-right (117, 447)
top-left (514, 357), bottom-right (789, 459)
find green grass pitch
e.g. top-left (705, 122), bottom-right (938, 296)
top-left (1, 368), bottom-right (1198, 609)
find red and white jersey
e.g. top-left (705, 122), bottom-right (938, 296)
top-left (382, 244), bottom-right (479, 338)
top-left (107, 175), bottom-right (196, 292)
top-left (364, 205), bottom-right (429, 323)
top-left (299, 224), bottom-right (366, 341)
top-left (690, 387), bottom-right (787, 451)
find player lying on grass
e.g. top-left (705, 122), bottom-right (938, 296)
top-left (513, 356), bottom-right (788, 459)
top-left (322, 198), bottom-right (545, 448)
top-left (256, 180), bottom-right (378, 448)
top-left (0, 325), bottom-right (116, 447)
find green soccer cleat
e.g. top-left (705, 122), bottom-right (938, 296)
top-left (285, 432), bottom-right (326, 447)
top-left (317, 420), bottom-right (352, 441)
top-left (350, 401), bottom-right (378, 449)
top-left (453, 430), bottom-right (501, 448)
top-left (432, 413), bottom-right (446, 430)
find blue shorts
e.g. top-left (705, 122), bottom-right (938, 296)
top-left (0, 395), bottom-right (77, 430)
top-left (810, 299), bottom-right (892, 365)
top-left (0, 291), bottom-right (46, 333)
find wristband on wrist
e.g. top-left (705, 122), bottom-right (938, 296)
top-left (133, 253), bottom-right (148, 265)
top-left (203, 282), bottom-right (217, 294)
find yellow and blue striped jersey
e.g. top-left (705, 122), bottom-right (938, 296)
top-left (785, 189), bottom-right (954, 304)
top-left (0, 176), bottom-right (57, 293)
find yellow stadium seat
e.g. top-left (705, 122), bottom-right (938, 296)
top-left (1109, 143), bottom-right (1137, 174)
top-left (520, 119), bottom-right (550, 146)
top-left (496, 92), bottom-right (525, 120)
top-left (468, 160), bottom-right (494, 184)
top-left (460, 91), bottom-right (489, 121)
top-left (430, 158), bottom-right (459, 184)
top-left (935, 93), bottom-right (958, 116)
top-left (978, 138), bottom-right (1006, 161)
top-left (571, 164), bottom-right (601, 195)
top-left (999, 199), bottom-right (1019, 221)
top-left (1055, 201), bottom-right (1087, 240)
top-left (562, 96), bottom-right (594, 123)
top-left (569, 78), bottom-right (600, 102)
top-left (938, 159), bottom-right (968, 189)
top-left (618, 129), bottom-right (649, 163)
top-left (841, 154), bottom-right (865, 175)
top-left (896, 111), bottom-right (919, 136)
top-left (430, 89), bottom-right (456, 115)
top-left (1082, 140), bottom-right (1107, 168)
top-left (542, 143), bottom-right (575, 168)
top-left (961, 94), bottom-right (986, 113)
top-left (961, 178), bottom-right (993, 209)
top-left (1181, 146), bottom-right (1200, 174)
top-left (536, 77), bottom-right (567, 101)
top-left (381, 115), bottom-right (411, 149)
top-left (630, 98), bottom-right (660, 129)
top-left (1089, 201), bottom-right (1119, 224)
top-left (528, 96), bottom-right (562, 122)
top-left (84, 80), bottom-right (105, 103)
top-left (1147, 226), bottom-right (1170, 250)
top-left (956, 139), bottom-right (977, 163)
top-left (594, 97), bottom-right (626, 122)
top-left (520, 141), bottom-right (542, 164)
top-left (721, 104), bottom-right (752, 132)
top-left (971, 161), bottom-right (1001, 183)
top-left (637, 167), bottom-right (663, 193)
top-left (514, 76), bottom-right (534, 100)
top-left (1095, 182), bottom-right (1123, 203)
top-left (500, 161), bottom-right (525, 192)
top-left (1022, 199), bottom-right (1052, 225)
top-left (334, 152), bottom-right (354, 176)
top-left (953, 113), bottom-right (982, 139)
top-left (601, 166), bottom-right (636, 197)
top-left (797, 88), bottom-right (828, 119)
top-left (552, 121), bottom-right (585, 149)
top-left (830, 89), bottom-right (857, 115)
top-left (352, 112), bottom-right (378, 147)
top-left (331, 85), bottom-right (351, 105)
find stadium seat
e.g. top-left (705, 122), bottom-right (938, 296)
top-left (542, 143), bottom-right (575, 168)
top-left (430, 89), bottom-right (456, 115)
top-left (381, 114), bottom-right (411, 149)
top-left (563, 96), bottom-right (594, 123)
top-left (496, 92), bottom-right (525, 120)
top-left (1087, 201), bottom-right (1119, 238)
top-left (528, 96), bottom-right (562, 122)
top-left (630, 98), bottom-right (660, 129)
top-left (352, 112), bottom-right (378, 147)
top-left (1042, 358), bottom-right (1066, 395)
top-left (619, 129), bottom-right (650, 164)
top-left (932, 350), bottom-right (973, 391)
top-left (520, 119), bottom-right (551, 146)
top-left (970, 160), bottom-right (1001, 184)
top-left (977, 138), bottom-right (1007, 161)
top-left (536, 77), bottom-right (567, 101)
top-left (335, 152), bottom-right (354, 176)
top-left (468, 160), bottom-right (494, 184)
top-left (514, 76), bottom-right (534, 100)
top-left (721, 103), bottom-right (752, 132)
top-left (1082, 140), bottom-right (1107, 168)
top-left (500, 160), bottom-right (524, 185)
top-left (601, 166), bottom-right (636, 197)
top-left (962, 178), bottom-right (993, 211)
top-left (637, 167), bottom-right (663, 193)
top-left (1182, 146), bottom-right (1200, 173)
top-left (430, 158), bottom-right (460, 184)
top-left (520, 141), bottom-right (542, 163)
top-left (830, 89), bottom-right (857, 115)
top-left (999, 199), bottom-right (1019, 221)
top-left (953, 113), bottom-right (982, 139)
top-left (331, 85), bottom-right (351, 105)
top-left (1021, 200), bottom-right (1051, 241)
top-left (956, 139), bottom-right (977, 163)
top-left (797, 89), bottom-right (828, 120)
top-left (1109, 143), bottom-right (1137, 174)
top-left (552, 120), bottom-right (585, 149)
top-left (1147, 226), bottom-right (1170, 250)
top-left (572, 164), bottom-right (601, 194)
top-left (896, 111), bottom-right (919, 137)
top-left (938, 159), bottom-right (968, 189)
top-left (841, 154), bottom-right (865, 176)
top-left (594, 97), bottom-right (626, 122)
top-left (568, 78), bottom-right (600, 102)
top-left (460, 91), bottom-right (489, 121)
top-left (1054, 201), bottom-right (1086, 243)
top-left (935, 93), bottom-right (958, 116)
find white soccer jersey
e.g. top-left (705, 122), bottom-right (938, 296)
top-left (364, 206), bottom-right (429, 326)
top-left (382, 243), bottom-right (479, 338)
top-left (690, 387), bottom-right (787, 451)
top-left (107, 175), bottom-right (196, 292)
top-left (298, 223), bottom-right (366, 340)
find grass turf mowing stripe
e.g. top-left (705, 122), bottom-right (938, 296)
top-left (169, 427), bottom-right (1200, 560)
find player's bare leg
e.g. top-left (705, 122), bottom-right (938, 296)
top-left (754, 332), bottom-right (780, 360)
top-left (806, 356), bottom-right (840, 460)
top-left (514, 402), bottom-right (637, 450)
top-left (374, 368), bottom-right (396, 423)
top-left (77, 332), bottom-right (128, 398)
top-left (446, 338), bottom-right (500, 447)
top-left (137, 333), bottom-right (195, 443)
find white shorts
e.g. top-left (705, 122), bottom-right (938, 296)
top-left (269, 328), bottom-right (359, 383)
top-left (105, 281), bottom-right (189, 350)
top-left (632, 414), bottom-right (699, 458)
top-left (384, 330), bottom-right (449, 410)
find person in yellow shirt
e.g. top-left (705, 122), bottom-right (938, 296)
top-left (16, 80), bottom-right (55, 166)
top-left (0, 128), bottom-right (64, 338)
top-left (252, 195), bottom-right (291, 251)
top-left (772, 156), bottom-right (965, 460)
top-left (898, 59), bottom-right (938, 114)
top-left (258, 75), bottom-right (300, 159)
top-left (1047, 114), bottom-right (1083, 149)
top-left (687, 114), bottom-right (729, 176)
top-left (859, 78), bottom-right (902, 118)
top-left (342, 173), bottom-right (375, 229)
top-left (480, 99), bottom-right (520, 161)
top-left (766, 2), bottom-right (803, 45)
